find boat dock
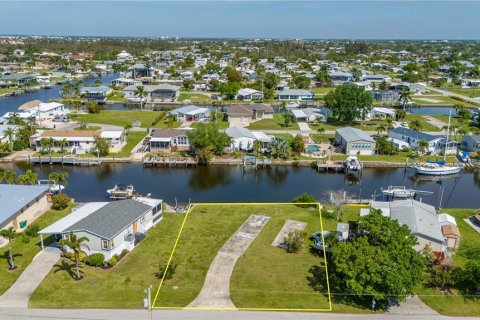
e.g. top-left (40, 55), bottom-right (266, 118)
top-left (143, 155), bottom-right (198, 167)
top-left (316, 160), bottom-right (344, 172)
top-left (29, 156), bottom-right (102, 166)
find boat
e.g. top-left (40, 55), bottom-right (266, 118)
top-left (457, 151), bottom-right (470, 163)
top-left (414, 111), bottom-right (461, 176)
top-left (107, 183), bottom-right (136, 199)
top-left (37, 180), bottom-right (65, 193)
top-left (344, 155), bottom-right (362, 171)
top-left (42, 83), bottom-right (53, 89)
top-left (380, 185), bottom-right (433, 199)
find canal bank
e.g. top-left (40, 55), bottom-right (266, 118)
top-left (4, 162), bottom-right (480, 208)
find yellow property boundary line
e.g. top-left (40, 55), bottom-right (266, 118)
top-left (152, 202), bottom-right (332, 312)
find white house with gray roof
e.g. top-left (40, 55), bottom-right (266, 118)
top-left (0, 184), bottom-right (50, 247)
top-left (39, 198), bottom-right (163, 260)
top-left (168, 105), bottom-right (210, 122)
top-left (275, 89), bottom-right (314, 101)
top-left (389, 127), bottom-right (457, 155)
top-left (335, 127), bottom-right (376, 155)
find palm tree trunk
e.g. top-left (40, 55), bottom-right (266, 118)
top-left (9, 248), bottom-right (15, 269)
top-left (75, 255), bottom-right (80, 279)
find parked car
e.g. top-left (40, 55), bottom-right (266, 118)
top-left (53, 115), bottom-right (69, 122)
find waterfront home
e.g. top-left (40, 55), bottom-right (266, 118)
top-left (389, 127), bottom-right (457, 155)
top-left (80, 86), bottom-right (113, 103)
top-left (225, 104), bottom-right (274, 127)
top-left (225, 126), bottom-right (257, 151)
top-left (365, 200), bottom-right (446, 252)
top-left (461, 135), bottom-right (480, 152)
top-left (116, 50), bottom-right (134, 63)
top-left (128, 63), bottom-right (154, 79)
top-left (111, 77), bottom-right (138, 88)
top-left (0, 73), bottom-right (38, 85)
top-left (0, 124), bottom-right (20, 143)
top-left (335, 127), bottom-right (376, 155)
top-left (148, 128), bottom-right (190, 153)
top-left (168, 105), bottom-right (210, 122)
top-left (251, 131), bottom-right (273, 152)
top-left (275, 89), bottom-right (314, 101)
top-left (237, 88), bottom-right (264, 101)
top-left (38, 198), bottom-right (163, 260)
top-left (123, 84), bottom-right (180, 102)
top-left (366, 107), bottom-right (396, 120)
top-left (290, 107), bottom-right (325, 123)
top-left (1, 111), bottom-right (36, 123)
top-left (328, 71), bottom-right (354, 83)
top-left (371, 90), bottom-right (401, 102)
top-left (19, 101), bottom-right (66, 120)
top-left (0, 184), bottom-right (50, 247)
top-left (363, 73), bottom-right (391, 82)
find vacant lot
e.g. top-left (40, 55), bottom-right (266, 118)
top-left (70, 110), bottom-right (181, 129)
top-left (247, 114), bottom-right (300, 130)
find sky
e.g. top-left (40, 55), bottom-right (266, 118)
top-left (0, 1), bottom-right (479, 40)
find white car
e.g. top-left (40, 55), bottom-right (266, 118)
top-left (400, 122), bottom-right (409, 128)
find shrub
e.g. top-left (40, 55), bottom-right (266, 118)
top-left (25, 224), bottom-right (40, 237)
top-left (86, 253), bottom-right (105, 267)
top-left (51, 193), bottom-right (71, 210)
top-left (292, 193), bottom-right (317, 208)
top-left (107, 257), bottom-right (117, 267)
top-left (151, 112), bottom-right (166, 125)
top-left (284, 230), bottom-right (307, 253)
top-left (12, 139), bottom-right (28, 151)
top-left (113, 254), bottom-right (121, 261)
top-left (63, 252), bottom-right (73, 260)
top-left (20, 233), bottom-right (30, 244)
top-left (155, 262), bottom-right (177, 280)
top-left (121, 249), bottom-right (129, 256)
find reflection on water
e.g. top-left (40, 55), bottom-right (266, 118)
top-left (3, 162), bottom-right (479, 208)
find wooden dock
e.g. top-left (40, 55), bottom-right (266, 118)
top-left (316, 160), bottom-right (344, 172)
top-left (29, 156), bottom-right (102, 166)
top-left (143, 155), bottom-right (198, 167)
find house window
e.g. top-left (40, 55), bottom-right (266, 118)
top-left (101, 240), bottom-right (108, 250)
top-left (111, 239), bottom-right (115, 248)
top-left (141, 214), bottom-right (146, 223)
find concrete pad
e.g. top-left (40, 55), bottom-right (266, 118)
top-left (387, 296), bottom-right (439, 315)
top-left (0, 247), bottom-right (61, 308)
top-left (188, 215), bottom-right (270, 308)
top-left (298, 122), bottom-right (311, 131)
top-left (271, 220), bottom-right (307, 247)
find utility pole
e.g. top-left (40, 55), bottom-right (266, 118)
top-left (144, 285), bottom-right (152, 320)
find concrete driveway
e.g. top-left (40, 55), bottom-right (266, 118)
top-left (0, 247), bottom-right (60, 308)
top-left (298, 122), bottom-right (311, 131)
top-left (188, 215), bottom-right (270, 308)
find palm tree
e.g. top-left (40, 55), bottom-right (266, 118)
top-left (59, 138), bottom-right (69, 153)
top-left (0, 227), bottom-right (16, 269)
top-left (4, 127), bottom-right (15, 144)
top-left (376, 124), bottom-right (387, 135)
top-left (26, 116), bottom-right (36, 134)
top-left (134, 85), bottom-right (147, 111)
top-left (48, 171), bottom-right (69, 192)
top-left (317, 126), bottom-right (326, 135)
top-left (409, 119), bottom-right (423, 132)
top-left (386, 117), bottom-right (394, 131)
top-left (45, 137), bottom-right (56, 154)
top-left (124, 124), bottom-right (132, 136)
top-left (59, 231), bottom-right (89, 279)
top-left (418, 140), bottom-right (429, 155)
top-left (395, 109), bottom-right (407, 121)
top-left (70, 100), bottom-right (82, 113)
top-left (0, 169), bottom-right (17, 184)
top-left (399, 88), bottom-right (412, 111)
top-left (17, 169), bottom-right (38, 185)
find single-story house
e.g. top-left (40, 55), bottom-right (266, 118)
top-left (389, 127), bottom-right (457, 155)
top-left (251, 131), bottom-right (273, 152)
top-left (335, 127), bottom-right (376, 155)
top-left (290, 108), bottom-right (325, 123)
top-left (237, 88), bottom-right (264, 101)
top-left (225, 104), bottom-right (274, 127)
top-left (148, 129), bottom-right (190, 153)
top-left (275, 89), bottom-right (314, 101)
top-left (363, 74), bottom-right (391, 82)
top-left (461, 135), bottom-right (480, 152)
top-left (371, 90), bottom-right (401, 102)
top-left (100, 130), bottom-right (126, 151)
top-left (38, 198), bottom-right (163, 260)
top-left (367, 107), bottom-right (396, 120)
top-left (369, 200), bottom-right (446, 252)
top-left (1, 184), bottom-right (50, 247)
top-left (168, 105), bottom-right (210, 122)
top-left (123, 84), bottom-right (180, 102)
top-left (225, 126), bottom-right (257, 151)
top-left (0, 73), bottom-right (38, 85)
top-left (0, 124), bottom-right (20, 143)
top-left (111, 77), bottom-right (138, 88)
top-left (328, 71), bottom-right (353, 83)
top-left (127, 63), bottom-right (154, 79)
top-left (80, 86), bottom-right (112, 103)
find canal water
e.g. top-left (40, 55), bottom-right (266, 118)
top-left (0, 73), bottom-right (123, 114)
top-left (6, 162), bottom-right (480, 208)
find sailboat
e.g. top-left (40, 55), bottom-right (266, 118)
top-left (413, 111), bottom-right (461, 176)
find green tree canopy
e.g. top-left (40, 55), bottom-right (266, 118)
top-left (187, 123), bottom-right (231, 161)
top-left (324, 84), bottom-right (372, 122)
top-left (329, 209), bottom-right (425, 307)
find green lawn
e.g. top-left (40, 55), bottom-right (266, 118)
top-left (310, 134), bottom-right (334, 143)
top-left (177, 92), bottom-right (212, 103)
top-left (190, 112), bottom-right (229, 129)
top-left (247, 114), bottom-right (300, 130)
top-left (0, 204), bottom-right (76, 295)
top-left (418, 209), bottom-right (480, 316)
top-left (69, 111), bottom-right (181, 129)
top-left (110, 131), bottom-right (148, 157)
top-left (312, 87), bottom-right (333, 95)
top-left (106, 91), bottom-right (127, 103)
top-left (412, 95), bottom-right (469, 106)
top-left (404, 114), bottom-right (442, 132)
top-left (445, 88), bottom-right (479, 98)
top-left (430, 115), bottom-right (479, 133)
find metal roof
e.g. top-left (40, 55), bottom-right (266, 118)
top-left (225, 126), bottom-right (256, 139)
top-left (0, 184), bottom-right (50, 229)
top-left (276, 89), bottom-right (313, 96)
top-left (336, 127), bottom-right (375, 143)
top-left (169, 105), bottom-right (208, 115)
top-left (389, 127), bottom-right (439, 142)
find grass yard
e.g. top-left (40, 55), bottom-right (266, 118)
top-left (430, 115), bottom-right (480, 133)
top-left (177, 92), bottom-right (212, 104)
top-left (110, 131), bottom-right (148, 157)
top-left (412, 95), bottom-right (469, 106)
top-left (247, 114), bottom-right (300, 130)
top-left (310, 134), bottom-right (334, 143)
top-left (69, 110), bottom-right (181, 129)
top-left (106, 91), bottom-right (127, 103)
top-left (418, 209), bottom-right (480, 316)
top-left (190, 112), bottom-right (229, 129)
top-left (445, 88), bottom-right (479, 98)
top-left (0, 204), bottom-right (76, 296)
top-left (312, 87), bottom-right (333, 95)
top-left (404, 114), bottom-right (442, 132)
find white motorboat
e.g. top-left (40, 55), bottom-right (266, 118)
top-left (344, 156), bottom-right (362, 171)
top-left (37, 180), bottom-right (65, 193)
top-left (381, 186), bottom-right (416, 198)
top-left (107, 183), bottom-right (136, 199)
top-left (414, 111), bottom-right (461, 176)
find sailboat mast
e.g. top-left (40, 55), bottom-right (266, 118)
top-left (443, 110), bottom-right (451, 162)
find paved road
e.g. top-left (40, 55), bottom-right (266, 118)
top-left (189, 215), bottom-right (270, 308)
top-left (0, 308), bottom-right (478, 320)
top-left (426, 86), bottom-right (480, 105)
top-left (0, 247), bottom-right (61, 308)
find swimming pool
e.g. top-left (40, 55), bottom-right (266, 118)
top-left (307, 145), bottom-right (320, 153)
